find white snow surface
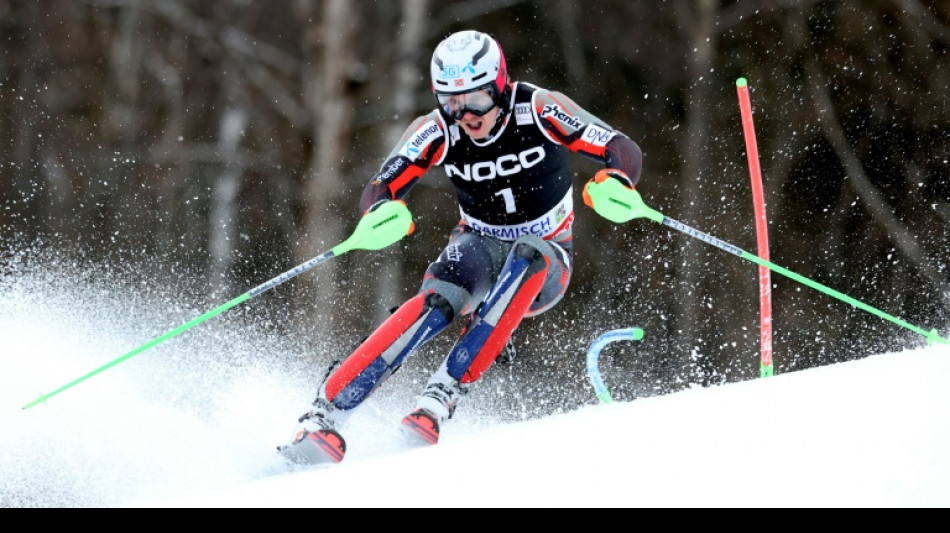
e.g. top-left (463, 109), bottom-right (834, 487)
top-left (1, 258), bottom-right (948, 508)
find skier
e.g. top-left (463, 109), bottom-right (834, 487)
top-left (280, 30), bottom-right (643, 464)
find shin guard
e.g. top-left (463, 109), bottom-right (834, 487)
top-left (324, 292), bottom-right (453, 409)
top-left (447, 240), bottom-right (550, 384)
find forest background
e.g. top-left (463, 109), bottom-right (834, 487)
top-left (1, 0), bottom-right (948, 405)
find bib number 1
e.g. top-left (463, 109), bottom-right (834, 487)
top-left (495, 188), bottom-right (516, 214)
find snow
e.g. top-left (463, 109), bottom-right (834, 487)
top-left (1, 259), bottom-right (949, 508)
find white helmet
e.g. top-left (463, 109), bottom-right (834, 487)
top-left (430, 31), bottom-right (509, 118)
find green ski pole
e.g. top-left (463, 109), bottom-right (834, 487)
top-left (583, 178), bottom-right (949, 346)
top-left (22, 201), bottom-right (415, 410)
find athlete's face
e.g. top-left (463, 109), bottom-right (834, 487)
top-left (458, 105), bottom-right (500, 140)
top-left (436, 86), bottom-right (503, 140)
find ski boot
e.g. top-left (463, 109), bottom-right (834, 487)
top-left (401, 369), bottom-right (468, 446)
top-left (278, 400), bottom-right (347, 465)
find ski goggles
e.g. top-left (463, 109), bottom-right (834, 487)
top-left (436, 87), bottom-right (497, 121)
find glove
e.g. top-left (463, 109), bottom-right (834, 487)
top-left (582, 168), bottom-right (638, 223)
top-left (364, 199), bottom-right (416, 236)
top-left (363, 199), bottom-right (388, 215)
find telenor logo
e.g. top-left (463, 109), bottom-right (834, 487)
top-left (410, 124), bottom-right (440, 148)
top-left (399, 121), bottom-right (443, 161)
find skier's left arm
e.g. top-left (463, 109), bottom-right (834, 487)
top-left (532, 88), bottom-right (642, 188)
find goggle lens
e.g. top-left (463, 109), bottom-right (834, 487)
top-left (437, 89), bottom-right (496, 120)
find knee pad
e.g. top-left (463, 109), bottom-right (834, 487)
top-left (511, 235), bottom-right (556, 274)
top-left (424, 291), bottom-right (456, 323)
top-left (445, 238), bottom-right (553, 384)
top-left (420, 279), bottom-right (471, 319)
top-left (511, 235), bottom-right (570, 317)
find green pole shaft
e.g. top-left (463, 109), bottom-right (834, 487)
top-left (22, 200), bottom-right (416, 411)
top-left (22, 293), bottom-right (250, 410)
top-left (659, 216), bottom-right (949, 345)
top-left (21, 250), bottom-right (337, 410)
top-left (582, 185), bottom-right (948, 348)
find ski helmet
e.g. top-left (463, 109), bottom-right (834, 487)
top-left (430, 31), bottom-right (510, 119)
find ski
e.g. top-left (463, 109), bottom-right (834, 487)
top-left (277, 410), bottom-right (440, 467)
top-left (400, 408), bottom-right (441, 446)
top-left (278, 428), bottom-right (347, 466)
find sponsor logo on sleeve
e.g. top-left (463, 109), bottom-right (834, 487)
top-left (540, 104), bottom-right (584, 130)
top-left (373, 157), bottom-right (408, 185)
top-left (582, 124), bottom-right (616, 147)
top-left (398, 120), bottom-right (443, 161)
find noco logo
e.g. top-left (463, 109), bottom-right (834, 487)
top-left (445, 146), bottom-right (546, 182)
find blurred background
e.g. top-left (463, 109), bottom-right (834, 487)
top-left (1, 0), bottom-right (948, 405)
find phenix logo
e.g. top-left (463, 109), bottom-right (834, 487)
top-left (540, 105), bottom-right (584, 130)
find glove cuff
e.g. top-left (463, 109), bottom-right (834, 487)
top-left (584, 169), bottom-right (633, 210)
top-left (593, 168), bottom-right (634, 189)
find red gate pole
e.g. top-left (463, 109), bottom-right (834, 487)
top-left (736, 78), bottom-right (774, 378)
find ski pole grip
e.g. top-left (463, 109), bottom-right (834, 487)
top-left (333, 200), bottom-right (414, 256)
top-left (586, 328), bottom-right (645, 404)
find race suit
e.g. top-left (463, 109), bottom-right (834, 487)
top-left (319, 81), bottom-right (643, 412)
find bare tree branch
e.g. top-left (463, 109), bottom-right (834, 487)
top-left (545, 2), bottom-right (586, 89)
top-left (427, 0), bottom-right (529, 38)
top-left (937, 202), bottom-right (950, 226)
top-left (718, 0), bottom-right (823, 32)
top-left (148, 143), bottom-right (279, 171)
top-left (891, 0), bottom-right (950, 42)
top-left (244, 62), bottom-right (312, 130)
top-left (803, 55), bottom-right (950, 304)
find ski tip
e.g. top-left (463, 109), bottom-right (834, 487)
top-left (278, 429), bottom-right (347, 466)
top-left (401, 409), bottom-right (440, 446)
top-left (736, 77), bottom-right (748, 88)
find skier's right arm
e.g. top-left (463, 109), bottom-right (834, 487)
top-left (359, 111), bottom-right (448, 214)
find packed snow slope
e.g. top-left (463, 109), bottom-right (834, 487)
top-left (1, 255), bottom-right (948, 508)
